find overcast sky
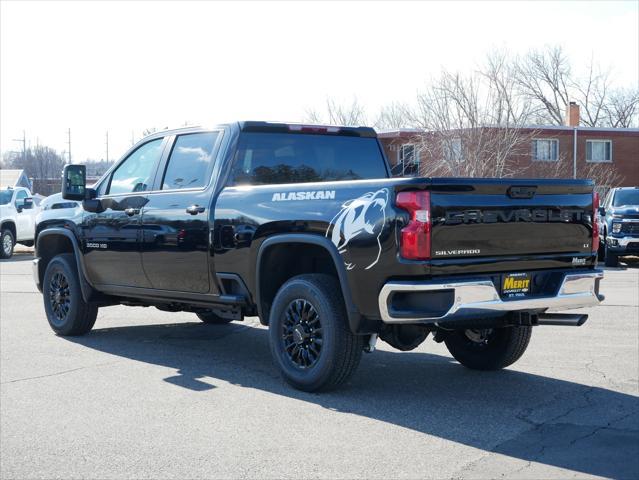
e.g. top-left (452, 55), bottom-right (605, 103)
top-left (1, 0), bottom-right (637, 163)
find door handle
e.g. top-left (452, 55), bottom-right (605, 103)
top-left (234, 232), bottom-right (252, 243)
top-left (233, 226), bottom-right (256, 246)
top-left (186, 205), bottom-right (205, 215)
top-left (124, 208), bottom-right (140, 216)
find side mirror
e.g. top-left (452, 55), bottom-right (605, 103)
top-left (598, 207), bottom-right (606, 216)
top-left (62, 164), bottom-right (87, 201)
top-left (22, 197), bottom-right (33, 210)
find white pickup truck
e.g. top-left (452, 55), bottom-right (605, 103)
top-left (1, 187), bottom-right (39, 259)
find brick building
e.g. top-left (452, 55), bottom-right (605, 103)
top-left (378, 104), bottom-right (639, 188)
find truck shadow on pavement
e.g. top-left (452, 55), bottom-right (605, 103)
top-left (68, 321), bottom-right (639, 479)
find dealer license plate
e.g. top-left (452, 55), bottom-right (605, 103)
top-left (502, 272), bottom-right (532, 298)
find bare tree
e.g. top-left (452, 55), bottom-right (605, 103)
top-left (573, 57), bottom-right (609, 127)
top-left (305, 97), bottom-right (368, 126)
top-left (603, 88), bottom-right (639, 128)
top-left (524, 150), bottom-right (624, 188)
top-left (512, 46), bottom-right (572, 125)
top-left (579, 161), bottom-right (624, 189)
top-left (2, 146), bottom-right (66, 184)
top-left (408, 63), bottom-right (537, 178)
top-left (513, 46), bottom-right (638, 127)
top-left (1, 145), bottom-right (67, 194)
top-left (374, 102), bottom-right (413, 130)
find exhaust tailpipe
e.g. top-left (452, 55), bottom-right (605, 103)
top-left (536, 313), bottom-right (589, 326)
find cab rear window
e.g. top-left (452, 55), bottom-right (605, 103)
top-left (230, 132), bottom-right (388, 185)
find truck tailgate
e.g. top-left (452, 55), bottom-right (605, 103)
top-left (427, 179), bottom-right (595, 259)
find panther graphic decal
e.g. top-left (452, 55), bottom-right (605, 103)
top-left (326, 188), bottom-right (389, 270)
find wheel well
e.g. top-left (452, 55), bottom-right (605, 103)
top-left (258, 243), bottom-right (339, 325)
top-left (1, 221), bottom-right (16, 239)
top-left (37, 234), bottom-right (75, 286)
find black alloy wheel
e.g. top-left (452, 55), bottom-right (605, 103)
top-left (48, 271), bottom-right (71, 326)
top-left (282, 299), bottom-right (323, 369)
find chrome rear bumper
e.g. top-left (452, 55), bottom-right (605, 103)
top-left (378, 270), bottom-right (604, 324)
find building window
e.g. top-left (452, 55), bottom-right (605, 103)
top-left (399, 144), bottom-right (417, 165)
top-left (444, 138), bottom-right (462, 161)
top-left (532, 139), bottom-right (559, 161)
top-left (394, 144), bottom-right (419, 177)
top-left (586, 140), bottom-right (612, 163)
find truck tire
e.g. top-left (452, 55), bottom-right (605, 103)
top-left (196, 311), bottom-right (233, 324)
top-left (444, 326), bottom-right (532, 371)
top-left (43, 254), bottom-right (98, 336)
top-left (604, 245), bottom-right (619, 267)
top-left (269, 274), bottom-right (364, 392)
top-left (1, 229), bottom-right (15, 259)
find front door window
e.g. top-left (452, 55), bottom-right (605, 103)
top-left (108, 139), bottom-right (164, 195)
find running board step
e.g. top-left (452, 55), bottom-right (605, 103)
top-left (536, 313), bottom-right (589, 326)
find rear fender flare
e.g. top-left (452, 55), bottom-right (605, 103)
top-left (255, 234), bottom-right (361, 332)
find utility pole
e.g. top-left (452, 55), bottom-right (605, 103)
top-left (12, 130), bottom-right (26, 164)
top-left (67, 128), bottom-right (72, 164)
top-left (131, 130), bottom-right (135, 146)
top-left (105, 131), bottom-right (109, 162)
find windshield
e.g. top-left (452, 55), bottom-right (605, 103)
top-left (0, 190), bottom-right (13, 205)
top-left (612, 190), bottom-right (639, 207)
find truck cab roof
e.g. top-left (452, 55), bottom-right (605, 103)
top-left (140, 121), bottom-right (377, 143)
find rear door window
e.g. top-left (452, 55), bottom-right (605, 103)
top-left (230, 133), bottom-right (388, 185)
top-left (161, 132), bottom-right (219, 190)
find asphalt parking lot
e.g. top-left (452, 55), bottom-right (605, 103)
top-left (1, 252), bottom-right (638, 479)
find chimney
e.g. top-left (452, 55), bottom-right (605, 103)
top-left (565, 101), bottom-right (580, 127)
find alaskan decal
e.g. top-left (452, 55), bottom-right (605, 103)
top-left (326, 188), bottom-right (389, 270)
top-left (272, 191), bottom-right (336, 201)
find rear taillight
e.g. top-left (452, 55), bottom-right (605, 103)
top-left (592, 191), bottom-right (600, 254)
top-left (396, 190), bottom-right (431, 260)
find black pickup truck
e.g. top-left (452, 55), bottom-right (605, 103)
top-left (33, 122), bottom-right (604, 391)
